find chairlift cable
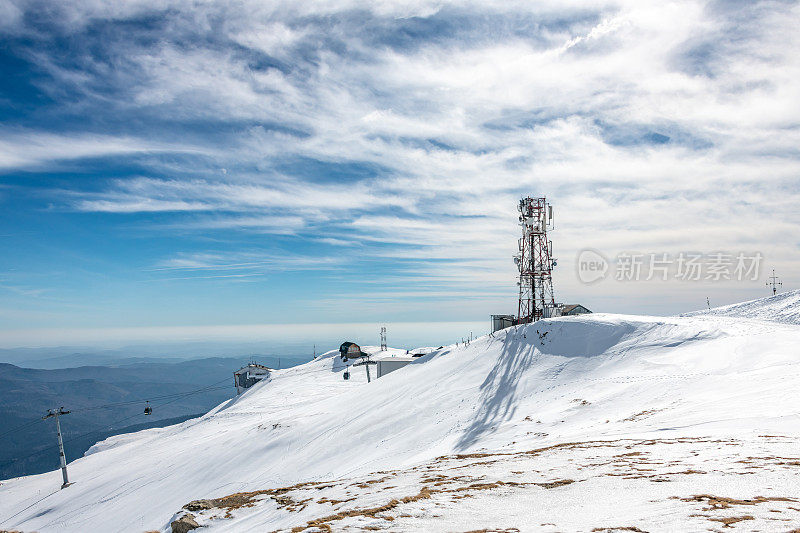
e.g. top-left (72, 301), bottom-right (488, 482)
top-left (0, 418), bottom-right (45, 440)
top-left (0, 383), bottom-right (232, 468)
top-left (68, 378), bottom-right (232, 413)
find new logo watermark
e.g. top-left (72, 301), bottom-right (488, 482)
top-left (576, 250), bottom-right (763, 284)
top-left (576, 249), bottom-right (609, 284)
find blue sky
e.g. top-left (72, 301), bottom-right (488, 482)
top-left (1, 0), bottom-right (798, 348)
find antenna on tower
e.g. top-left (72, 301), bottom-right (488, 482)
top-left (380, 326), bottom-right (387, 351)
top-left (516, 197), bottom-right (557, 323)
top-left (766, 269), bottom-right (782, 295)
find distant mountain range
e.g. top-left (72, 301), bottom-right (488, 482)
top-left (0, 342), bottom-right (315, 369)
top-left (0, 355), bottom-right (307, 480)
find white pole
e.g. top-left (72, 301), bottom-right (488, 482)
top-left (54, 412), bottom-right (70, 488)
top-left (44, 407), bottom-right (71, 488)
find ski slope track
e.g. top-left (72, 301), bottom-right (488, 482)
top-left (1, 293), bottom-right (799, 532)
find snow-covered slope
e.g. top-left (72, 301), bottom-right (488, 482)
top-left (1, 298), bottom-right (799, 532)
top-left (683, 288), bottom-right (800, 325)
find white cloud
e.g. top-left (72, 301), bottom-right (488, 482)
top-left (0, 130), bottom-right (196, 170)
top-left (0, 0), bottom-right (22, 32)
top-left (4, 0), bottom-right (800, 316)
top-left (149, 250), bottom-right (347, 274)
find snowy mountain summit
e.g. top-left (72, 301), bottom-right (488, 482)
top-left (1, 293), bottom-right (799, 532)
top-left (683, 288), bottom-right (800, 325)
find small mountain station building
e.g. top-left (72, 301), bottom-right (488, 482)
top-left (234, 363), bottom-right (273, 395)
top-left (376, 356), bottom-right (417, 379)
top-left (339, 341), bottom-right (365, 362)
top-left (491, 304), bottom-right (592, 332)
top-left (340, 341), bottom-right (431, 380)
top-left (561, 304), bottom-right (592, 316)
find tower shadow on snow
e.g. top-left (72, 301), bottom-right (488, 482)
top-left (454, 328), bottom-right (538, 452)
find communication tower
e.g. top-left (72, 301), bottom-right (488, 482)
top-left (514, 197), bottom-right (556, 323)
top-left (380, 326), bottom-right (387, 351)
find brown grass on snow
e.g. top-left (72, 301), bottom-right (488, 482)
top-left (707, 515), bottom-right (754, 527)
top-left (678, 494), bottom-right (797, 511)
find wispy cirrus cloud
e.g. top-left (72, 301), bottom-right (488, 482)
top-left (1, 0), bottom-right (799, 338)
top-left (71, 176), bottom-right (410, 213)
top-left (0, 130), bottom-right (199, 170)
top-left (150, 251), bottom-right (348, 274)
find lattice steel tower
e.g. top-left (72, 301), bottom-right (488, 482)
top-left (515, 197), bottom-right (556, 323)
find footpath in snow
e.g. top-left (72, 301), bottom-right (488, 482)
top-left (0, 292), bottom-right (799, 532)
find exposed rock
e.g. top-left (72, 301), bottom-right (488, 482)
top-left (170, 513), bottom-right (200, 533)
top-left (183, 499), bottom-right (214, 511)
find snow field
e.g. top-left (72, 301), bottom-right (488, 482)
top-left (0, 293), bottom-right (799, 532)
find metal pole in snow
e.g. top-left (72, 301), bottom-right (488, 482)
top-left (55, 414), bottom-right (68, 487)
top-left (43, 407), bottom-right (72, 489)
top-left (353, 358), bottom-right (374, 382)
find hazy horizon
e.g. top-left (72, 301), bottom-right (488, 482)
top-left (0, 320), bottom-right (494, 356)
top-left (0, 286), bottom-right (773, 352)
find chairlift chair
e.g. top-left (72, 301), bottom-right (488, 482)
top-left (144, 401), bottom-right (152, 415)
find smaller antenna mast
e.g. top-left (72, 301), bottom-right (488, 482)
top-left (766, 269), bottom-right (782, 295)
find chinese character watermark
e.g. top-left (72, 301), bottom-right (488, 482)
top-left (576, 250), bottom-right (763, 284)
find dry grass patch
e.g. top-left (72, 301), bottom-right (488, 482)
top-left (443, 452), bottom-right (506, 460)
top-left (535, 479), bottom-right (574, 489)
top-left (461, 529), bottom-right (520, 533)
top-left (183, 480), bottom-right (333, 516)
top-left (289, 478), bottom-right (536, 531)
top-left (678, 494), bottom-right (797, 511)
top-left (622, 409), bottom-right (663, 422)
top-left (352, 476), bottom-right (392, 488)
top-left (707, 515), bottom-right (754, 527)
top-left (291, 487), bottom-right (433, 532)
top-left (591, 527), bottom-right (648, 532)
top-left (316, 496), bottom-right (355, 505)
